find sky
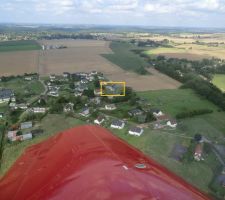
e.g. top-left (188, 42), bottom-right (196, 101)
top-left (0, 0), bottom-right (225, 28)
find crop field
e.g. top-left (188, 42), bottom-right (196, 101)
top-left (212, 74), bottom-right (225, 92)
top-left (0, 50), bottom-right (39, 76)
top-left (0, 40), bottom-right (41, 52)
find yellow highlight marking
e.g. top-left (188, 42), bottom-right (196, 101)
top-left (100, 81), bottom-right (126, 96)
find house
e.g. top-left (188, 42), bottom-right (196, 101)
top-left (110, 120), bottom-right (125, 129)
top-left (21, 133), bottom-right (33, 141)
top-left (0, 112), bottom-right (4, 118)
top-left (63, 72), bottom-right (70, 78)
top-left (167, 119), bottom-right (177, 128)
top-left (156, 114), bottom-right (169, 121)
top-left (79, 107), bottom-right (90, 117)
top-left (0, 89), bottom-right (15, 103)
top-left (49, 74), bottom-right (56, 80)
top-left (94, 116), bottom-right (105, 125)
top-left (128, 109), bottom-right (143, 117)
top-left (17, 103), bottom-right (28, 110)
top-left (194, 144), bottom-right (203, 161)
top-left (90, 97), bottom-right (101, 105)
top-left (91, 71), bottom-right (98, 75)
top-left (81, 79), bottom-right (89, 84)
top-left (151, 108), bottom-right (163, 117)
top-left (105, 104), bottom-right (117, 110)
top-left (94, 89), bottom-right (101, 96)
top-left (74, 91), bottom-right (82, 97)
top-left (48, 90), bottom-right (59, 97)
top-left (24, 76), bottom-right (33, 81)
top-left (128, 127), bottom-right (144, 136)
top-left (32, 107), bottom-right (47, 113)
top-left (20, 121), bottom-right (33, 130)
top-left (64, 103), bottom-right (74, 113)
top-left (76, 85), bottom-right (88, 92)
top-left (7, 131), bottom-right (18, 141)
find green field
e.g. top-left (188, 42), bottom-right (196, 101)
top-left (111, 125), bottom-right (219, 193)
top-left (0, 114), bottom-right (85, 176)
top-left (212, 74), bottom-right (225, 92)
top-left (138, 89), bottom-right (219, 117)
top-left (0, 40), bottom-right (41, 52)
top-left (102, 41), bottom-right (149, 73)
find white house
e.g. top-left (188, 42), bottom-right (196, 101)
top-left (94, 116), bottom-right (105, 125)
top-left (151, 109), bottom-right (163, 117)
top-left (79, 107), bottom-right (90, 117)
top-left (32, 107), bottom-right (47, 113)
top-left (194, 144), bottom-right (203, 161)
top-left (167, 120), bottom-right (177, 128)
top-left (110, 120), bottom-right (125, 129)
top-left (105, 104), bottom-right (117, 110)
top-left (128, 127), bottom-right (144, 136)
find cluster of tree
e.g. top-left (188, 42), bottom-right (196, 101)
top-left (131, 39), bottom-right (171, 48)
top-left (0, 73), bottom-right (38, 82)
top-left (40, 33), bottom-right (95, 40)
top-left (176, 109), bottom-right (213, 119)
top-left (182, 78), bottom-right (225, 111)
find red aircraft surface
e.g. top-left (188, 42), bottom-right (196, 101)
top-left (0, 125), bottom-right (212, 200)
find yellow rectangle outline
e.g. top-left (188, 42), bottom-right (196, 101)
top-left (100, 81), bottom-right (126, 96)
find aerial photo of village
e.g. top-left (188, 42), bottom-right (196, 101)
top-left (0, 1), bottom-right (225, 199)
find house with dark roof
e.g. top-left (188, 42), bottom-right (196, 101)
top-left (110, 120), bottom-right (125, 129)
top-left (151, 108), bottom-right (163, 117)
top-left (20, 121), bottom-right (33, 130)
top-left (79, 107), bottom-right (90, 117)
top-left (0, 89), bottom-right (14, 103)
top-left (128, 109), bottom-right (143, 117)
top-left (128, 127), bottom-right (144, 136)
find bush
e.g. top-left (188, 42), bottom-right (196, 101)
top-left (176, 109), bottom-right (213, 119)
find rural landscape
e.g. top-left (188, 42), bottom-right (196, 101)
top-left (0, 24), bottom-right (225, 199)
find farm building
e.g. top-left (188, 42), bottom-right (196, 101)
top-left (21, 133), bottom-right (33, 141)
top-left (0, 89), bottom-right (15, 103)
top-left (20, 121), bottom-right (33, 130)
top-left (31, 129), bottom-right (44, 137)
top-left (128, 127), bottom-right (144, 136)
top-left (110, 120), bottom-right (125, 129)
top-left (7, 131), bottom-right (18, 142)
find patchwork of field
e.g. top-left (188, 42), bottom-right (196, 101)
top-left (38, 39), bottom-right (181, 91)
top-left (142, 33), bottom-right (225, 60)
top-left (212, 74), bottom-right (225, 92)
top-left (0, 39), bottom-right (181, 91)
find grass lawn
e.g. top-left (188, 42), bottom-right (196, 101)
top-left (0, 40), bottom-right (41, 52)
top-left (102, 41), bottom-right (149, 72)
top-left (0, 114), bottom-right (85, 177)
top-left (0, 78), bottom-right (45, 102)
top-left (111, 127), bottom-right (217, 192)
top-left (212, 74), bottom-right (225, 92)
top-left (138, 89), bottom-right (219, 117)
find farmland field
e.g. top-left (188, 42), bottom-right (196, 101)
top-left (0, 40), bottom-right (41, 52)
top-left (0, 39), bottom-right (180, 91)
top-left (212, 74), bottom-right (225, 92)
top-left (142, 33), bottom-right (225, 60)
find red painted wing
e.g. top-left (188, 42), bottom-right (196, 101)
top-left (0, 125), bottom-right (211, 200)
